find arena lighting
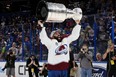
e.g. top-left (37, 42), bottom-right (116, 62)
top-left (6, 4), bottom-right (10, 9)
top-left (7, 4), bottom-right (10, 7)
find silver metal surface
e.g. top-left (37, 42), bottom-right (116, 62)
top-left (46, 2), bottom-right (67, 22)
top-left (36, 1), bottom-right (82, 22)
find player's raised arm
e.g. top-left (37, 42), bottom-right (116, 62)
top-left (66, 8), bottom-right (82, 44)
top-left (66, 20), bottom-right (81, 44)
top-left (38, 20), bottom-right (52, 48)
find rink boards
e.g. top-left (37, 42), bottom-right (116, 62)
top-left (0, 62), bottom-right (107, 77)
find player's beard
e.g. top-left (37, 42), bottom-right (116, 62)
top-left (54, 36), bottom-right (62, 42)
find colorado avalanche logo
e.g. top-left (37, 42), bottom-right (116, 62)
top-left (55, 44), bottom-right (68, 55)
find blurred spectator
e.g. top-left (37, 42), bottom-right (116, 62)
top-left (78, 31), bottom-right (89, 48)
top-left (9, 42), bottom-right (18, 56)
top-left (87, 26), bottom-right (94, 46)
top-left (17, 42), bottom-right (22, 60)
top-left (68, 48), bottom-right (78, 77)
top-left (97, 17), bottom-right (109, 54)
top-left (0, 43), bottom-right (6, 60)
top-left (24, 36), bottom-right (32, 57)
top-left (76, 43), bottom-right (93, 77)
top-left (96, 52), bottom-right (102, 62)
top-left (4, 50), bottom-right (16, 77)
top-left (39, 63), bottom-right (48, 77)
top-left (103, 40), bottom-right (116, 77)
top-left (26, 55), bottom-right (39, 77)
top-left (114, 25), bottom-right (116, 45)
top-left (5, 33), bottom-right (14, 51)
top-left (84, 26), bottom-right (94, 46)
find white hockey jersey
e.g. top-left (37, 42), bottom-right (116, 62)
top-left (40, 24), bottom-right (81, 70)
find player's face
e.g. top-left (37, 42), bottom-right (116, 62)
top-left (53, 31), bottom-right (62, 42)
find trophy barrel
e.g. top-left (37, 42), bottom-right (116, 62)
top-left (36, 1), bottom-right (67, 22)
top-left (46, 2), bottom-right (67, 22)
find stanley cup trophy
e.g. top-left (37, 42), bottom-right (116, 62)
top-left (36, 0), bottom-right (82, 22)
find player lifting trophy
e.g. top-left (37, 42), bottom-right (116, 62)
top-left (36, 1), bottom-right (82, 77)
